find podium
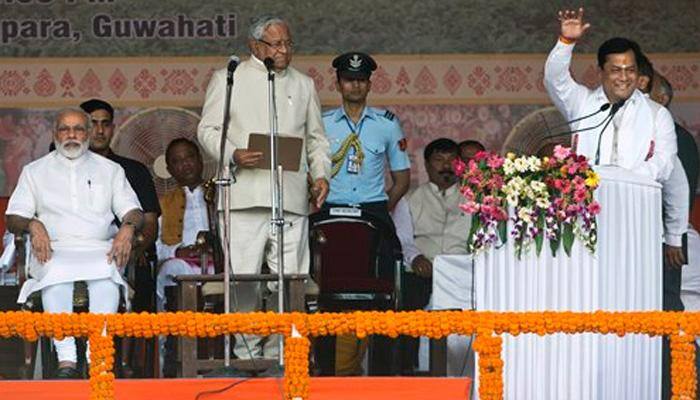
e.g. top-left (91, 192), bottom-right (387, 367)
top-left (474, 166), bottom-right (663, 399)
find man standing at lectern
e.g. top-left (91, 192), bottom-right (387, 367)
top-left (197, 15), bottom-right (330, 360)
top-left (544, 8), bottom-right (677, 183)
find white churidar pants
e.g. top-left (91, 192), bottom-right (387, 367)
top-left (41, 278), bottom-right (120, 363)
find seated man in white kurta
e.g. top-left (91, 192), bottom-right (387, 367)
top-left (402, 138), bottom-right (472, 375)
top-left (155, 138), bottom-right (216, 312)
top-left (5, 108), bottom-right (143, 379)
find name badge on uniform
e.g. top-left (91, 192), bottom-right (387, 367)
top-left (347, 152), bottom-right (360, 174)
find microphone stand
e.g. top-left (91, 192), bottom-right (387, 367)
top-left (266, 61), bottom-right (286, 369)
top-left (216, 62), bottom-right (236, 370)
top-left (594, 112), bottom-right (617, 165)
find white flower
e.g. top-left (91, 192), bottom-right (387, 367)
top-left (527, 156), bottom-right (541, 172)
top-left (529, 180), bottom-right (547, 193)
top-left (503, 159), bottom-right (516, 175)
top-left (513, 157), bottom-right (529, 173)
top-left (535, 197), bottom-right (550, 209)
top-left (517, 207), bottom-right (533, 223)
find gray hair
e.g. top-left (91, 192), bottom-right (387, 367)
top-left (657, 74), bottom-right (674, 105)
top-left (54, 107), bottom-right (91, 131)
top-left (248, 15), bottom-right (288, 40)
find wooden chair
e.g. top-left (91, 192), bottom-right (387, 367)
top-left (308, 208), bottom-right (403, 376)
top-left (171, 272), bottom-right (308, 377)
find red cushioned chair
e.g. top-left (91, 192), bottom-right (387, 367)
top-left (309, 207), bottom-right (402, 376)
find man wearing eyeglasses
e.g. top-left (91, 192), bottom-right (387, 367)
top-left (198, 15), bottom-right (330, 361)
top-left (6, 108), bottom-right (143, 378)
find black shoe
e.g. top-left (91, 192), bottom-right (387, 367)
top-left (55, 366), bottom-right (79, 379)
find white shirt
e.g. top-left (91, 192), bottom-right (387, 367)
top-left (407, 182), bottom-right (470, 261)
top-left (390, 197), bottom-right (421, 268)
top-left (7, 151), bottom-right (141, 247)
top-left (662, 156), bottom-right (690, 246)
top-left (197, 55), bottom-right (330, 215)
top-left (156, 186), bottom-right (209, 260)
top-left (6, 150), bottom-right (141, 302)
top-left (544, 40), bottom-right (677, 182)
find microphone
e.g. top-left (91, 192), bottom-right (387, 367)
top-left (610, 99), bottom-right (625, 114)
top-left (548, 111), bottom-right (615, 139)
top-left (545, 103), bottom-right (612, 139)
top-left (264, 57), bottom-right (275, 81)
top-left (226, 55), bottom-right (240, 85)
top-left (593, 99), bottom-right (626, 165)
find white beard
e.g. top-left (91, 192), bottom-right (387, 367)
top-left (56, 139), bottom-right (89, 160)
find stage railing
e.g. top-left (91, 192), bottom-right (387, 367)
top-left (0, 310), bottom-right (698, 400)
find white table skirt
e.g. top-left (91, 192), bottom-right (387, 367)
top-left (474, 166), bottom-right (663, 400)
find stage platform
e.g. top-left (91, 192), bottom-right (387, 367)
top-left (0, 377), bottom-right (472, 400)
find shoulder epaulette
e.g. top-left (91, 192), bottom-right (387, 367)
top-left (322, 109), bottom-right (335, 118)
top-left (383, 110), bottom-right (395, 121)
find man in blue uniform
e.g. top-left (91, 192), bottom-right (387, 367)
top-left (323, 51), bottom-right (410, 221)
top-left (320, 52), bottom-right (410, 375)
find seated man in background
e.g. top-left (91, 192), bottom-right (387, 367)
top-left (402, 138), bottom-right (472, 374)
top-left (155, 138), bottom-right (220, 377)
top-left (458, 139), bottom-right (485, 163)
top-left (6, 108), bottom-right (143, 378)
top-left (155, 138), bottom-right (218, 311)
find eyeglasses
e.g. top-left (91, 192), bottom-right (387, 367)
top-left (56, 124), bottom-right (87, 134)
top-left (258, 38), bottom-right (294, 51)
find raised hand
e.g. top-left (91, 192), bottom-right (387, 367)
top-left (558, 7), bottom-right (590, 41)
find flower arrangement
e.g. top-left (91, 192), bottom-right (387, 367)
top-left (1, 310), bottom-right (697, 400)
top-left (455, 145), bottom-right (601, 258)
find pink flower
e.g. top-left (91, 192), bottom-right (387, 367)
top-left (452, 158), bottom-right (466, 177)
top-left (566, 204), bottom-right (581, 214)
top-left (587, 201), bottom-right (601, 215)
top-left (553, 145), bottom-right (571, 161)
top-left (487, 154), bottom-right (504, 169)
top-left (487, 175), bottom-right (504, 190)
top-left (460, 186), bottom-right (475, 200)
top-left (554, 179), bottom-right (571, 194)
top-left (573, 189), bottom-right (587, 203)
top-left (482, 195), bottom-right (497, 206)
top-left (460, 202), bottom-right (480, 214)
top-left (473, 151), bottom-right (490, 161)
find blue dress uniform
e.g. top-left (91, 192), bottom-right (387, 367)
top-left (323, 106), bottom-right (410, 205)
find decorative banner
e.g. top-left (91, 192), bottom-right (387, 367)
top-left (1, 53), bottom-right (699, 108)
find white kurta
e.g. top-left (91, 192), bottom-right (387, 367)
top-left (390, 197), bottom-right (421, 268)
top-left (407, 182), bottom-right (470, 261)
top-left (155, 186), bottom-right (212, 308)
top-left (544, 40), bottom-right (677, 182)
top-left (6, 150), bottom-right (141, 303)
top-left (197, 55), bottom-right (330, 216)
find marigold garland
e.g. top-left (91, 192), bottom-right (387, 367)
top-left (1, 310), bottom-right (699, 400)
top-left (284, 336), bottom-right (310, 400)
top-left (474, 330), bottom-right (504, 399)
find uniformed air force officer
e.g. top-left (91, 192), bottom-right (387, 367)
top-left (322, 52), bottom-right (410, 223)
top-left (321, 52), bottom-right (410, 376)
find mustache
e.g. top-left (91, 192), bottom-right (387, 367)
top-left (61, 139), bottom-right (83, 147)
